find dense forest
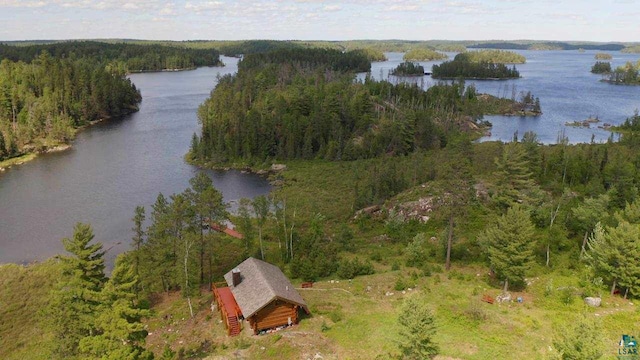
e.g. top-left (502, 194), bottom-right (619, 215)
top-left (455, 50), bottom-right (526, 64)
top-left (403, 49), bottom-right (448, 61)
top-left (432, 59), bottom-right (520, 79)
top-left (591, 61), bottom-right (612, 74)
top-left (469, 41), bottom-right (626, 51)
top-left (391, 61), bottom-right (425, 76)
top-left (621, 45), bottom-right (640, 53)
top-left (189, 47), bottom-right (536, 166)
top-left (0, 52), bottom-right (141, 161)
top-left (0, 41), bottom-right (222, 72)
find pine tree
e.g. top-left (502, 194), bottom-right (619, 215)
top-left (397, 295), bottom-right (439, 359)
top-left (493, 142), bottom-right (536, 209)
top-left (585, 221), bottom-right (640, 296)
top-left (572, 194), bottom-right (610, 256)
top-left (131, 205), bottom-right (145, 294)
top-left (479, 205), bottom-right (536, 292)
top-left (187, 172), bottom-right (228, 284)
top-left (142, 193), bottom-right (175, 294)
top-left (78, 254), bottom-right (154, 360)
top-left (47, 223), bottom-right (106, 359)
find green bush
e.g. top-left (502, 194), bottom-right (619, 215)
top-left (336, 258), bottom-right (375, 279)
top-left (395, 277), bottom-right (408, 291)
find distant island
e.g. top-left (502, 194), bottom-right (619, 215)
top-left (403, 48), bottom-right (447, 61)
top-left (591, 61), bottom-right (612, 74)
top-left (432, 59), bottom-right (520, 80)
top-left (468, 41), bottom-right (625, 51)
top-left (594, 52), bottom-right (613, 60)
top-left (455, 50), bottom-right (526, 64)
top-left (391, 61), bottom-right (425, 76)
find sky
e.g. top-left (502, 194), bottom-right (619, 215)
top-left (1, 0), bottom-right (639, 42)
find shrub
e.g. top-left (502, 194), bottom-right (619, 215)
top-left (336, 258), bottom-right (375, 279)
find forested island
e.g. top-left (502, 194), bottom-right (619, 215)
top-left (594, 52), bottom-right (612, 60)
top-left (591, 61), bottom-right (612, 74)
top-left (391, 61), bottom-right (425, 76)
top-left (189, 48), bottom-right (535, 166)
top-left (604, 61), bottom-right (640, 85)
top-left (432, 59), bottom-right (520, 80)
top-left (0, 52), bottom-right (141, 164)
top-left (455, 50), bottom-right (526, 64)
top-left (0, 41), bottom-right (222, 73)
top-left (403, 48), bottom-right (448, 61)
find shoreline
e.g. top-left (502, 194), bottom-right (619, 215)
top-left (0, 108), bottom-right (139, 174)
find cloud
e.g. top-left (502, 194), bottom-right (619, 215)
top-left (322, 4), bottom-right (341, 12)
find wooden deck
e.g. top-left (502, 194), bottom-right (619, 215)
top-left (212, 282), bottom-right (243, 336)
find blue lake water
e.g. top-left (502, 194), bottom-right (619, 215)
top-left (362, 50), bottom-right (640, 144)
top-left (0, 57), bottom-right (271, 265)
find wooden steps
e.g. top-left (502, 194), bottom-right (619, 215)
top-left (228, 315), bottom-right (241, 336)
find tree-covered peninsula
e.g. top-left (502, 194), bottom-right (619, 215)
top-left (190, 48), bottom-right (535, 166)
top-left (0, 52), bottom-right (141, 163)
top-left (391, 61), bottom-right (425, 76)
top-left (403, 48), bottom-right (448, 61)
top-left (0, 41), bottom-right (222, 73)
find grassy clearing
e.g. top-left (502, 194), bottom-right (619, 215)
top-left (0, 260), bottom-right (61, 360)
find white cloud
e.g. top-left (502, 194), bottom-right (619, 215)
top-left (322, 4), bottom-right (341, 11)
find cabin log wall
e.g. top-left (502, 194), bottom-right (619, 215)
top-left (248, 300), bottom-right (299, 333)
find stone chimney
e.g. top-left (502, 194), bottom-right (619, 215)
top-left (232, 268), bottom-right (241, 287)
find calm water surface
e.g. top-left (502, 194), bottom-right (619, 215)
top-left (2, 51), bottom-right (640, 264)
top-left (363, 50), bottom-right (640, 143)
top-left (0, 57), bottom-right (271, 265)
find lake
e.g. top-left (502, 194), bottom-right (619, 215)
top-left (2, 50), bottom-right (639, 265)
top-left (362, 50), bottom-right (640, 143)
top-left (0, 56), bottom-right (271, 266)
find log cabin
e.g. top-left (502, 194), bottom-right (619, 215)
top-left (213, 257), bottom-right (309, 335)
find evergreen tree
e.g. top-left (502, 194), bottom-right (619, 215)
top-left (572, 194), bottom-right (610, 256)
top-left (397, 294), bottom-right (439, 359)
top-left (131, 205), bottom-right (145, 292)
top-left (551, 314), bottom-right (604, 360)
top-left (187, 172), bottom-right (228, 284)
top-left (47, 223), bottom-right (106, 359)
top-left (142, 193), bottom-right (175, 294)
top-left (585, 221), bottom-right (640, 296)
top-left (493, 142), bottom-right (536, 209)
top-left (479, 205), bottom-right (536, 292)
top-left (78, 255), bottom-right (154, 360)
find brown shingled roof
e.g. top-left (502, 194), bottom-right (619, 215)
top-left (223, 257), bottom-right (309, 319)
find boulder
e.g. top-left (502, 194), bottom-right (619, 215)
top-left (271, 164), bottom-right (287, 172)
top-left (584, 297), bottom-right (602, 307)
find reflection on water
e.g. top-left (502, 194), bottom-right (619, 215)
top-left (0, 57), bottom-right (271, 265)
